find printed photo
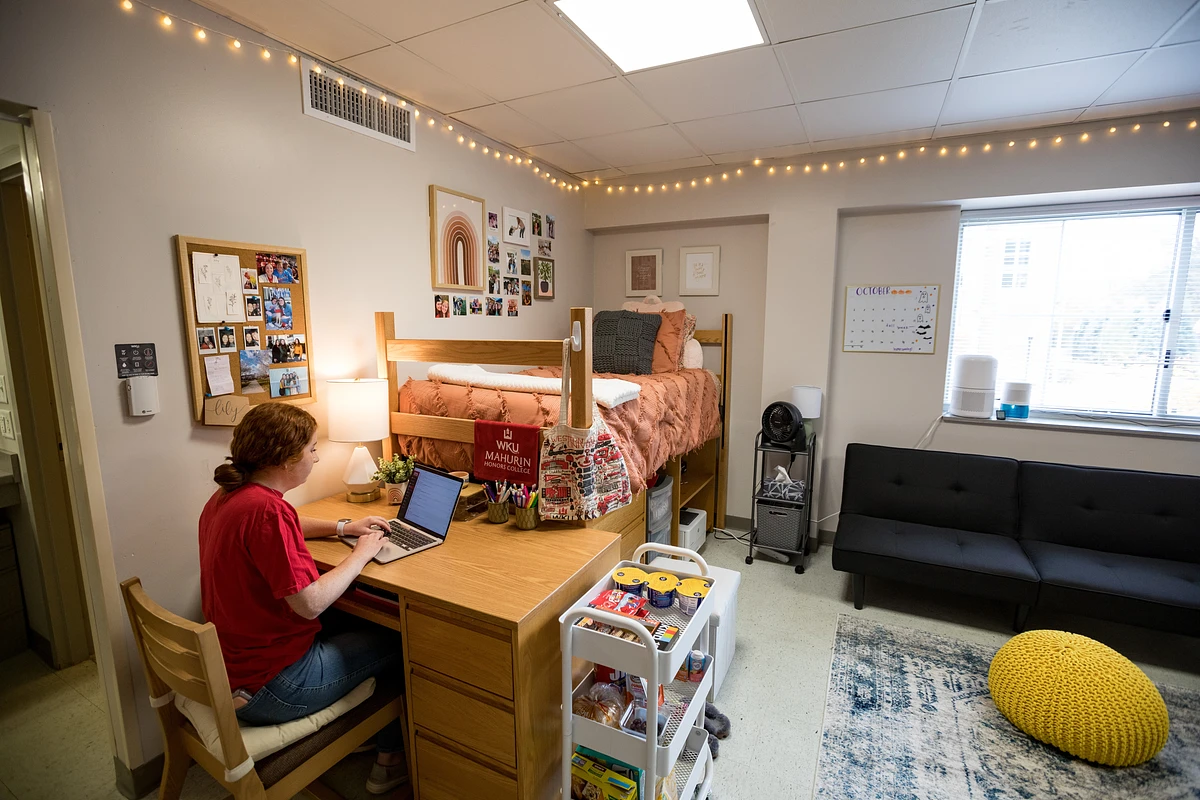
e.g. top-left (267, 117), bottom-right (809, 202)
top-left (520, 248), bottom-right (532, 276)
top-left (503, 277), bottom-right (520, 296)
top-left (538, 238), bottom-right (552, 257)
top-left (434, 294), bottom-right (450, 319)
top-left (487, 265), bottom-right (501, 295)
top-left (521, 280), bottom-right (532, 306)
top-left (547, 214), bottom-right (555, 239)
top-left (264, 287), bottom-right (293, 330)
top-left (487, 211), bottom-right (499, 230)
top-left (505, 246), bottom-right (518, 276)
top-left (531, 211), bottom-right (543, 238)
top-left (266, 334), bottom-right (306, 364)
top-left (469, 297), bottom-right (483, 315)
top-left (241, 267), bottom-right (259, 294)
top-left (487, 235), bottom-right (500, 265)
top-left (453, 296), bottom-right (467, 316)
top-left (218, 325), bottom-right (238, 354)
top-left (239, 350), bottom-right (272, 394)
top-left (243, 326), bottom-right (261, 350)
top-left (245, 294), bottom-right (263, 322)
top-left (503, 207), bottom-right (530, 246)
top-left (270, 366), bottom-right (309, 398)
top-left (196, 327), bottom-right (217, 354)
top-left (486, 296), bottom-right (503, 316)
top-left (256, 252), bottom-right (299, 284)
top-left (507, 298), bottom-right (518, 317)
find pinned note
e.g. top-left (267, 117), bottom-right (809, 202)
top-left (204, 395), bottom-right (250, 426)
top-left (204, 354), bottom-right (234, 396)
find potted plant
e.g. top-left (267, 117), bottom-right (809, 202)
top-left (373, 454), bottom-right (414, 505)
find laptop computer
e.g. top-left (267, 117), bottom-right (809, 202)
top-left (339, 464), bottom-right (465, 564)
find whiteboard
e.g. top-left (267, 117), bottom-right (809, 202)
top-left (843, 284), bottom-right (939, 354)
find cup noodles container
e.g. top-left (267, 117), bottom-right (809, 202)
top-left (645, 572), bottom-right (680, 609)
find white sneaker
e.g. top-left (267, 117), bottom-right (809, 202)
top-left (365, 760), bottom-right (409, 795)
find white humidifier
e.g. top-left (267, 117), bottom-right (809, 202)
top-left (949, 355), bottom-right (998, 418)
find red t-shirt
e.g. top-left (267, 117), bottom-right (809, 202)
top-left (199, 483), bottom-right (321, 692)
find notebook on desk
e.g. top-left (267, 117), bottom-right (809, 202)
top-left (340, 464), bottom-right (465, 564)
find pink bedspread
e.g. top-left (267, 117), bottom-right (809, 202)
top-left (396, 368), bottom-right (721, 493)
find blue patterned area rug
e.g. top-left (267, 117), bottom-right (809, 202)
top-left (815, 615), bottom-right (1200, 800)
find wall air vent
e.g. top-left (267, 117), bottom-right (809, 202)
top-left (300, 57), bottom-right (415, 151)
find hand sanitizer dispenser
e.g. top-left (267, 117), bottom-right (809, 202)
top-left (126, 375), bottom-right (159, 416)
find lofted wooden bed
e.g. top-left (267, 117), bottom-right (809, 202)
top-left (373, 308), bottom-right (732, 557)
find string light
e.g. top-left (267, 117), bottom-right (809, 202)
top-left (804, 164), bottom-right (811, 172)
top-left (736, 169), bottom-right (742, 175)
top-left (690, 179), bottom-right (697, 187)
top-left (361, 86), bottom-right (367, 94)
top-left (195, 28), bottom-right (206, 39)
top-left (457, 134), bottom-right (464, 143)
top-left (482, 146), bottom-right (488, 154)
top-left (837, 161), bottom-right (843, 168)
top-left (161, 14), bottom-right (172, 26)
top-left (768, 166), bottom-right (775, 174)
top-left (1190, 121), bottom-right (1197, 129)
top-left (289, 54), bottom-right (297, 64)
top-left (232, 39), bottom-right (241, 48)
top-left (428, 118), bottom-right (435, 126)
top-left (446, 124), bottom-right (453, 131)
top-left (337, 78), bottom-right (344, 86)
top-left (619, 186), bottom-right (625, 191)
top-left (647, 185), bottom-right (653, 193)
top-left (898, 151), bottom-right (906, 159)
top-left (661, 184), bottom-right (667, 190)
top-left (607, 187), bottom-right (613, 193)
top-left (785, 165), bottom-right (792, 172)
top-left (675, 182), bottom-right (681, 189)
top-left (722, 173), bottom-right (728, 180)
top-left (1008, 140), bottom-right (1015, 147)
top-left (859, 157), bottom-right (866, 164)
top-left (1132, 123), bottom-right (1141, 131)
top-left (919, 146), bottom-right (926, 152)
top-left (939, 147), bottom-right (947, 156)
top-left (1080, 133), bottom-right (1088, 141)
top-left (1163, 121), bottom-right (1170, 127)
top-left (705, 175), bottom-right (712, 183)
top-left (878, 154), bottom-right (886, 162)
top-left (122, 0), bottom-right (132, 8)
top-left (753, 159), bottom-right (762, 166)
top-left (533, 166), bottom-right (539, 173)
top-left (469, 140), bottom-right (476, 149)
top-left (1053, 136), bottom-right (1062, 144)
top-left (982, 143), bottom-right (990, 152)
top-left (261, 47), bottom-right (270, 59)
top-left (313, 65), bottom-right (321, 74)
top-left (959, 145), bottom-right (967, 154)
top-left (1029, 139), bottom-right (1037, 148)
top-left (399, 100), bottom-right (406, 107)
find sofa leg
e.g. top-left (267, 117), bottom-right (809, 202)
top-left (852, 574), bottom-right (865, 610)
top-left (1013, 604), bottom-right (1030, 632)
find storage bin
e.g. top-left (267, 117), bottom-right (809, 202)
top-left (755, 501), bottom-right (804, 552)
top-left (644, 523), bottom-right (670, 565)
top-left (646, 473), bottom-right (673, 532)
top-left (679, 508), bottom-right (706, 553)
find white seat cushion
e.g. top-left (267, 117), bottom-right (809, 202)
top-left (175, 677), bottom-right (376, 764)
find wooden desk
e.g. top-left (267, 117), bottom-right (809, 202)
top-left (298, 493), bottom-right (628, 800)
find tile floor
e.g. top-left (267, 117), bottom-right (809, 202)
top-left (1, 532), bottom-right (1197, 799)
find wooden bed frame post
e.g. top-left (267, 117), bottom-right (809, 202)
top-left (569, 307), bottom-right (592, 429)
top-left (375, 311), bottom-right (399, 460)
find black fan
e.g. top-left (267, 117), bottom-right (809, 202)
top-left (761, 401), bottom-right (805, 450)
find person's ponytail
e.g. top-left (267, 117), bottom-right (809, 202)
top-left (213, 460), bottom-right (251, 492)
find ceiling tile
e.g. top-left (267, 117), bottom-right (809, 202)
top-left (809, 127), bottom-right (934, 153)
top-left (338, 45), bottom-right (492, 113)
top-left (522, 141), bottom-right (609, 173)
top-left (1097, 41), bottom-right (1200, 104)
top-left (578, 168), bottom-right (627, 181)
top-left (619, 157), bottom-right (714, 176)
top-left (1079, 92), bottom-right (1200, 120)
top-left (320, 0), bottom-right (517, 42)
top-left (573, 126), bottom-right (701, 167)
top-left (708, 142), bottom-right (814, 164)
top-left (626, 47), bottom-right (794, 123)
top-left (451, 104), bottom-right (560, 147)
top-left (199, 0), bottom-right (389, 60)
top-left (801, 82), bottom-right (949, 141)
top-left (677, 106), bottom-right (808, 153)
top-left (778, 6), bottom-right (972, 102)
top-left (757, 0), bottom-right (968, 42)
top-left (936, 109), bottom-right (1084, 137)
top-left (1163, 7), bottom-right (1200, 45)
top-left (941, 53), bottom-right (1141, 124)
top-left (507, 79), bottom-right (664, 141)
top-left (963, 0), bottom-right (1193, 76)
top-left (402, 2), bottom-right (613, 101)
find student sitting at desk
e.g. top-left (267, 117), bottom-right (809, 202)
top-left (200, 402), bottom-right (408, 794)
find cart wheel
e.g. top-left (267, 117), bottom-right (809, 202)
top-left (745, 556), bottom-right (754, 565)
top-left (794, 564), bottom-right (805, 574)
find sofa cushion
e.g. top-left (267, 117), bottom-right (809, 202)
top-left (833, 514), bottom-right (1039, 604)
top-left (1022, 540), bottom-right (1200, 635)
top-left (1019, 462), bottom-right (1200, 562)
top-left (840, 444), bottom-right (1020, 537)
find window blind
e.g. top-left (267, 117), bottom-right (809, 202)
top-left (946, 199), bottom-right (1199, 421)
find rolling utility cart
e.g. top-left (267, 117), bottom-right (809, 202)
top-left (561, 544), bottom-right (716, 800)
top-left (747, 430), bottom-right (816, 573)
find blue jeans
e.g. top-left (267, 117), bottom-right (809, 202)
top-left (235, 626), bottom-right (405, 753)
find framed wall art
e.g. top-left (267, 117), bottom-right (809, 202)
top-left (625, 248), bottom-right (662, 296)
top-left (679, 245), bottom-right (721, 296)
top-left (535, 257), bottom-right (555, 299)
top-left (503, 206), bottom-right (531, 247)
top-left (429, 185), bottom-right (486, 291)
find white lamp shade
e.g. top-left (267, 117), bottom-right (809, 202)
top-left (326, 379), bottom-right (389, 443)
top-left (790, 385), bottom-right (822, 419)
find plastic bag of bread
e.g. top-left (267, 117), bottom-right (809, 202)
top-left (655, 764), bottom-right (680, 800)
top-left (572, 682), bottom-right (625, 728)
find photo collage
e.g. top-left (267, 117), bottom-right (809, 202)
top-left (441, 201), bottom-right (555, 319)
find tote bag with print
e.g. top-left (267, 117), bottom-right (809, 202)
top-left (538, 339), bottom-right (633, 521)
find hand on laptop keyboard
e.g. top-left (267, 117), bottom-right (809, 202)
top-left (387, 521), bottom-right (432, 551)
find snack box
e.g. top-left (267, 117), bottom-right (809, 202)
top-left (652, 624), bottom-right (679, 649)
top-left (570, 752), bottom-right (636, 800)
top-left (576, 616), bottom-right (660, 643)
top-left (588, 589), bottom-right (650, 618)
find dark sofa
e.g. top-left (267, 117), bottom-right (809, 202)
top-left (832, 443), bottom-right (1200, 635)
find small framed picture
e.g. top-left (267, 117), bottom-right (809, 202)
top-left (535, 257), bottom-right (555, 299)
top-left (546, 214), bottom-right (556, 239)
top-left (430, 185), bottom-right (486, 291)
top-left (521, 280), bottom-right (532, 306)
top-left (452, 295), bottom-right (467, 316)
top-left (245, 294), bottom-right (263, 322)
top-left (679, 245), bottom-right (720, 296)
top-left (626, 249), bottom-right (662, 296)
top-left (196, 327), bottom-right (217, 354)
top-left (507, 298), bottom-right (519, 317)
top-left (486, 296), bottom-right (503, 316)
top-left (469, 297), bottom-right (483, 315)
top-left (434, 294), bottom-right (450, 318)
top-left (487, 235), bottom-right (500, 265)
top-left (243, 325), bottom-right (261, 350)
top-left (531, 211), bottom-right (543, 238)
top-left (504, 246), bottom-right (519, 276)
top-left (217, 325), bottom-right (238, 354)
top-left (240, 268), bottom-right (259, 294)
top-left (487, 211), bottom-right (499, 230)
top-left (537, 238), bottom-right (553, 257)
top-left (503, 207), bottom-right (531, 247)
top-left (263, 287), bottom-right (293, 330)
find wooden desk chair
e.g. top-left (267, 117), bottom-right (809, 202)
top-left (120, 577), bottom-right (410, 800)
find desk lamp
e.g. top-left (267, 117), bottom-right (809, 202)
top-left (790, 385), bottom-right (822, 441)
top-left (326, 378), bottom-right (389, 502)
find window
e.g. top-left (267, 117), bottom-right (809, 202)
top-left (946, 200), bottom-right (1200, 421)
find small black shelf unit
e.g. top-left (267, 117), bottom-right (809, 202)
top-left (747, 429), bottom-right (816, 574)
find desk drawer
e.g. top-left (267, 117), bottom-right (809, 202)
top-left (406, 605), bottom-right (513, 699)
top-left (411, 671), bottom-right (516, 767)
top-left (415, 733), bottom-right (517, 800)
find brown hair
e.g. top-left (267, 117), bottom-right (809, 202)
top-left (213, 403), bottom-right (317, 492)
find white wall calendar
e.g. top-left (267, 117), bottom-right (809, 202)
top-left (843, 284), bottom-right (939, 354)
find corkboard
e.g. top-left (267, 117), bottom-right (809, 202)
top-left (175, 236), bottom-right (315, 425)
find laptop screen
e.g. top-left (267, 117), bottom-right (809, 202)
top-left (399, 466), bottom-right (463, 540)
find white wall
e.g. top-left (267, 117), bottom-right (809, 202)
top-left (592, 222), bottom-right (768, 518)
top-left (0, 0), bottom-right (588, 769)
top-left (584, 111), bottom-right (1200, 540)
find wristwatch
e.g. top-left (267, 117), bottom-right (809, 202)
top-left (337, 518), bottom-right (351, 536)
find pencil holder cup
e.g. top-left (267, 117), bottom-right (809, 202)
top-left (487, 502), bottom-right (509, 524)
top-left (514, 506), bottom-right (539, 530)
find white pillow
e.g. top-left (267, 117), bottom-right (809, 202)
top-left (175, 677), bottom-right (376, 767)
top-left (681, 338), bottom-right (704, 369)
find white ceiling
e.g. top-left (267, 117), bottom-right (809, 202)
top-left (197, 0), bottom-right (1200, 181)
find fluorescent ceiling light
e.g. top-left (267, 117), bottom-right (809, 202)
top-left (554, 0), bottom-right (764, 73)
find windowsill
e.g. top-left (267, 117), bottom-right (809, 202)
top-left (941, 413), bottom-right (1200, 442)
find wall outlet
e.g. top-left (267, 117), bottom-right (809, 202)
top-left (0, 409), bottom-right (14, 440)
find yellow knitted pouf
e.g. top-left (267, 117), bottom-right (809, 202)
top-left (988, 630), bottom-right (1169, 767)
